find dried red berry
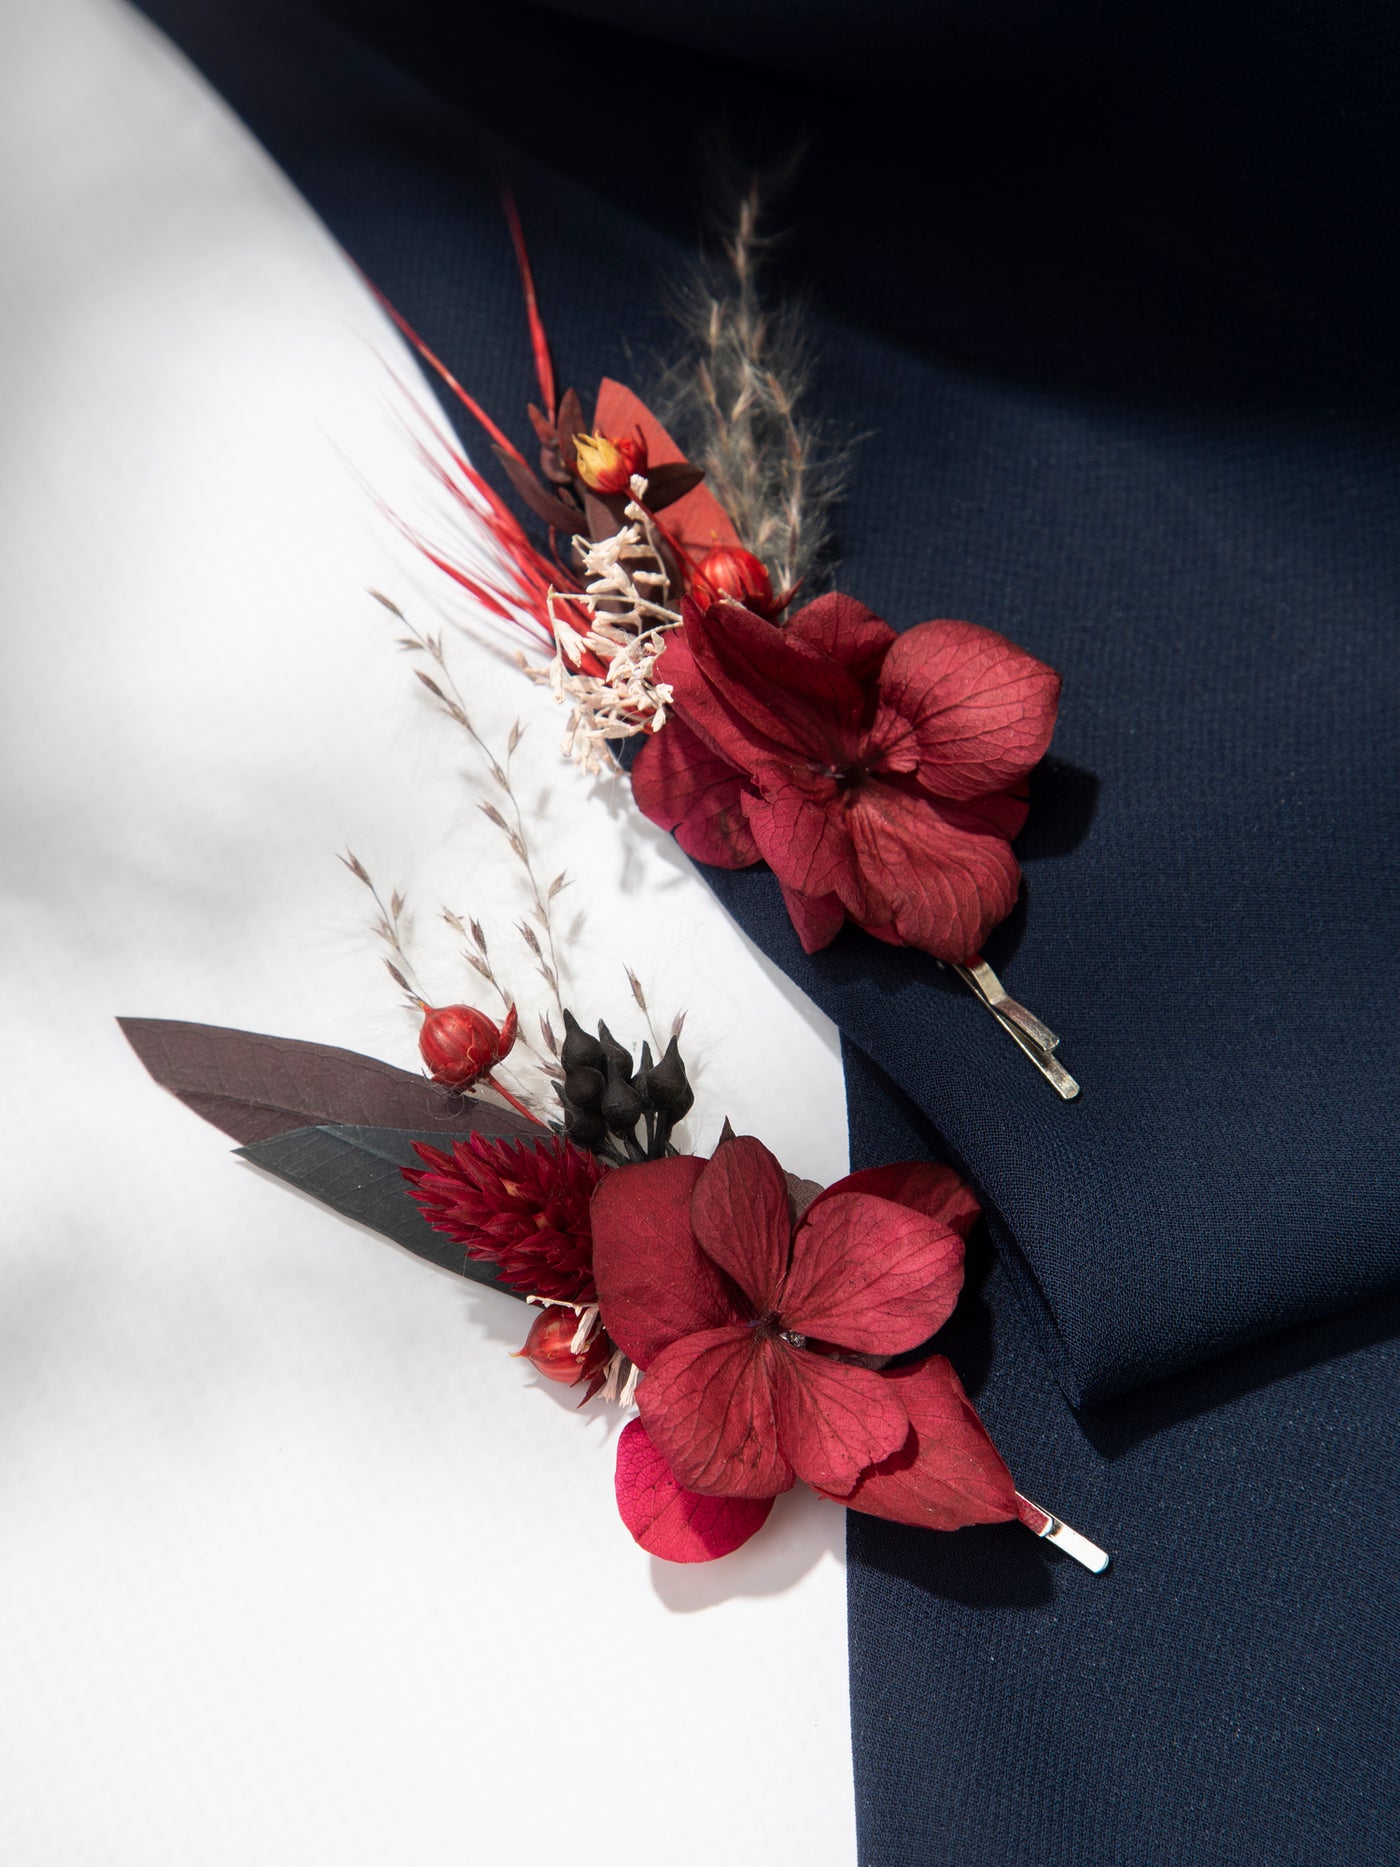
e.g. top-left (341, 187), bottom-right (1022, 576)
top-left (417, 1001), bottom-right (517, 1091)
top-left (572, 430), bottom-right (647, 494)
top-left (691, 545), bottom-right (777, 619)
top-left (515, 1306), bottom-right (611, 1387)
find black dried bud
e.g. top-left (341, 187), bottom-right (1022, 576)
top-left (563, 1064), bottom-right (605, 1110)
top-left (646, 1036), bottom-right (694, 1122)
top-left (560, 1008), bottom-right (605, 1073)
top-left (563, 1104), bottom-right (608, 1148)
top-left (601, 1053), bottom-right (644, 1132)
top-left (596, 1020), bottom-right (634, 1086)
top-left (632, 1040), bottom-right (654, 1099)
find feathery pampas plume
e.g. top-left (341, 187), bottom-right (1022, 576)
top-left (655, 175), bottom-right (848, 597)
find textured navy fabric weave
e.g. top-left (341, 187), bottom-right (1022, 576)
top-left (128, 1), bottom-right (1400, 1856)
top-left (843, 1039), bottom-right (1400, 1867)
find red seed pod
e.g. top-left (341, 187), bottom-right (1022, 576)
top-left (417, 1001), bottom-right (517, 1091)
top-left (690, 545), bottom-right (777, 619)
top-left (515, 1307), bottom-right (611, 1387)
top-left (572, 430), bottom-right (647, 495)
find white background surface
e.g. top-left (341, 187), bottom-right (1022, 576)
top-left (0, 2), bottom-right (855, 1858)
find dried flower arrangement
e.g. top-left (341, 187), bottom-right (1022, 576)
top-left (373, 189), bottom-right (1079, 1095)
top-left (122, 189), bottom-right (1106, 1570)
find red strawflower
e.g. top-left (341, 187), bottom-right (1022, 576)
top-left (591, 1135), bottom-right (1018, 1561)
top-left (405, 1134), bottom-right (605, 1302)
top-left (630, 592), bottom-right (1061, 963)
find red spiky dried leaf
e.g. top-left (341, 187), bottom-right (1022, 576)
top-left (502, 187), bottom-right (556, 421)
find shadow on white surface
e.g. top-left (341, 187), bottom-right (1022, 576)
top-left (651, 1484), bottom-right (847, 1611)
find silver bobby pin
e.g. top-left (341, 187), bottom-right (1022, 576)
top-left (953, 955), bottom-right (1080, 1100)
top-left (1017, 1494), bottom-right (1111, 1573)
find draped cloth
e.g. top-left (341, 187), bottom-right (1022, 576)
top-left (130, 1), bottom-right (1400, 1856)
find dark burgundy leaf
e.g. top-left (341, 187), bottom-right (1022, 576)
top-left (238, 1124), bottom-right (518, 1295)
top-left (118, 1017), bottom-right (535, 1146)
top-left (784, 1171), bottom-right (823, 1220)
top-left (493, 446), bottom-right (582, 532)
top-left (644, 461), bottom-right (705, 509)
top-left (556, 387), bottom-right (584, 469)
top-left (583, 488), bottom-right (627, 540)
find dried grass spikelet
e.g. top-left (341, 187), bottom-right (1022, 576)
top-left (654, 176), bottom-right (848, 597)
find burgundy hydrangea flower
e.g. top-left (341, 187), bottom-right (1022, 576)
top-left (591, 1135), bottom-right (1018, 1561)
top-left (630, 592), bottom-right (1061, 963)
top-left (405, 1134), bottom-right (605, 1302)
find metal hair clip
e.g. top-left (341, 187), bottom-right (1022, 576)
top-left (953, 956), bottom-right (1080, 1100)
top-left (1017, 1496), bottom-right (1110, 1572)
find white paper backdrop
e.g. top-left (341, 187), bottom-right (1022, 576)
top-left (0, 3), bottom-right (856, 1858)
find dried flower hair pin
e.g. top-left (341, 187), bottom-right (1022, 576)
top-left (121, 1006), bottom-right (1105, 1570)
top-left (121, 181), bottom-right (1103, 1583)
top-left (372, 185), bottom-right (1079, 1098)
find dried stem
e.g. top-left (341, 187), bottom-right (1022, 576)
top-left (625, 965), bottom-right (666, 1057)
top-left (397, 618), bottom-right (569, 1024)
top-left (656, 176), bottom-right (848, 596)
top-left (339, 850), bottom-right (426, 1005)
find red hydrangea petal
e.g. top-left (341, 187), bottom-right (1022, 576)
top-left (613, 1418), bottom-right (773, 1563)
top-left (837, 1356), bottom-right (1019, 1530)
top-left (875, 618), bottom-right (1061, 802)
top-left (630, 714), bottom-right (760, 868)
top-left (653, 625), bottom-right (800, 777)
top-left (843, 779), bottom-right (1022, 962)
top-left (684, 599), bottom-right (867, 763)
top-left (946, 784), bottom-right (1031, 842)
top-left (590, 1155), bottom-right (741, 1369)
top-left (770, 1347), bottom-right (911, 1497)
top-left (742, 771), bottom-right (860, 903)
top-left (690, 1134), bottom-right (793, 1313)
top-left (808, 1162), bottom-right (981, 1240)
top-left (778, 882), bottom-right (847, 953)
top-left (784, 592), bottom-right (897, 684)
top-left (781, 1191), bottom-right (965, 1355)
top-left (637, 1327), bottom-right (794, 1498)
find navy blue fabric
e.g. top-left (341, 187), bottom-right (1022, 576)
top-left (128, 1), bottom-right (1400, 1856)
top-left (842, 1038), bottom-right (1400, 1867)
